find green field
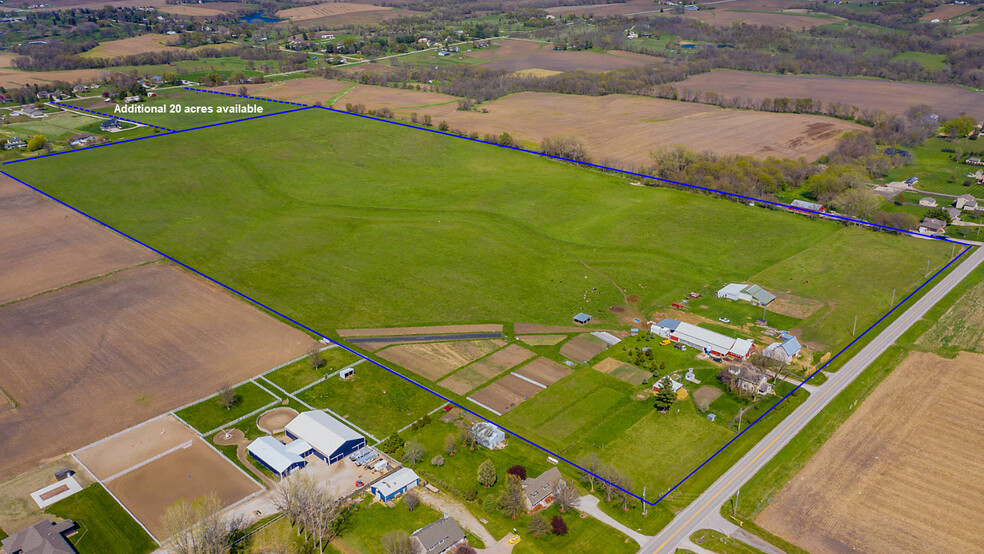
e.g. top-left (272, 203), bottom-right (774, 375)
top-left (297, 361), bottom-right (442, 437)
top-left (174, 380), bottom-right (278, 433)
top-left (61, 88), bottom-right (301, 131)
top-left (46, 484), bottom-right (156, 554)
top-left (265, 347), bottom-right (362, 392)
top-left (880, 137), bottom-right (984, 196)
top-left (4, 106), bottom-right (948, 341)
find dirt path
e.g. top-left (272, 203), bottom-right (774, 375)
top-left (415, 489), bottom-right (507, 552)
top-left (235, 443), bottom-right (276, 489)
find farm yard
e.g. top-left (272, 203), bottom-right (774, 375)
top-left (670, 70), bottom-right (984, 119)
top-left (758, 350), bottom-right (984, 553)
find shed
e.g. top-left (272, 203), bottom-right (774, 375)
top-left (573, 313), bottom-right (591, 325)
top-left (918, 197), bottom-right (938, 207)
top-left (370, 467), bottom-right (420, 501)
top-left (470, 421), bottom-right (506, 449)
top-left (790, 199), bottom-right (824, 212)
top-left (285, 410), bottom-right (365, 464)
top-left (339, 367), bottom-right (354, 380)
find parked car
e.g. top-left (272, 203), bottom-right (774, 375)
top-left (719, 317), bottom-right (730, 323)
top-left (674, 343), bottom-right (687, 351)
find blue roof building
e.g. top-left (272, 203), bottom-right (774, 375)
top-left (573, 313), bottom-right (591, 325)
top-left (371, 467), bottom-right (420, 501)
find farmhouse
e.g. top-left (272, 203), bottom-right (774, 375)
top-left (954, 194), bottom-right (978, 211)
top-left (470, 421), bottom-right (506, 449)
top-left (918, 217), bottom-right (946, 235)
top-left (1, 519), bottom-right (77, 554)
top-left (285, 410), bottom-right (365, 464)
top-left (652, 377), bottom-right (684, 394)
top-left (412, 517), bottom-right (466, 554)
top-left (12, 106), bottom-right (46, 118)
top-left (716, 283), bottom-right (776, 306)
top-left (918, 197), bottom-right (938, 208)
top-left (965, 157), bottom-right (982, 166)
top-left (651, 319), bottom-right (755, 360)
top-left (247, 436), bottom-right (313, 478)
top-left (790, 199), bottom-right (825, 213)
top-left (762, 334), bottom-right (802, 364)
top-left (522, 467), bottom-right (564, 512)
top-left (370, 467), bottom-right (420, 501)
top-left (726, 363), bottom-right (772, 396)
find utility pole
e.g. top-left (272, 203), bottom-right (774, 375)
top-left (926, 258), bottom-right (931, 277)
top-left (891, 288), bottom-right (896, 307)
top-left (642, 486), bottom-right (647, 515)
top-left (733, 488), bottom-right (739, 518)
top-left (853, 314), bottom-right (858, 336)
top-left (952, 243), bottom-right (956, 259)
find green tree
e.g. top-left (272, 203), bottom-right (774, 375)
top-left (942, 116), bottom-right (976, 139)
top-left (497, 474), bottom-right (525, 519)
top-left (477, 459), bottom-right (497, 488)
top-left (654, 377), bottom-right (676, 411)
top-left (26, 134), bottom-right (46, 151)
top-left (527, 513), bottom-right (549, 537)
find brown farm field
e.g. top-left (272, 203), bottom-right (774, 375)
top-left (916, 279), bottom-right (984, 352)
top-left (546, 0), bottom-right (803, 17)
top-left (0, 175), bottom-right (158, 304)
top-left (158, 2), bottom-right (242, 16)
top-left (683, 8), bottom-right (841, 29)
top-left (106, 439), bottom-right (261, 541)
top-left (468, 373), bottom-right (544, 415)
top-left (0, 262), bottom-right (315, 481)
top-left (671, 70), bottom-right (984, 119)
top-left (438, 344), bottom-right (535, 395)
top-left (513, 357), bottom-right (572, 387)
top-left (943, 32), bottom-right (984, 48)
top-left (758, 351), bottom-right (984, 553)
top-left (559, 334), bottom-right (610, 363)
top-left (377, 340), bottom-right (505, 381)
top-left (920, 3), bottom-right (977, 21)
top-left (468, 39), bottom-right (659, 72)
top-left (81, 34), bottom-right (181, 58)
top-left (76, 415), bottom-right (198, 481)
top-left (275, 1), bottom-right (389, 21)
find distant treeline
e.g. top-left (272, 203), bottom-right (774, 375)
top-left (11, 43), bottom-right (307, 71)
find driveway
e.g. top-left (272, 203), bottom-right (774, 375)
top-left (416, 488), bottom-right (511, 553)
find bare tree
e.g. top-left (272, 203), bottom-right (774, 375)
top-left (217, 386), bottom-right (238, 410)
top-left (308, 347), bottom-right (325, 371)
top-left (162, 495), bottom-right (227, 554)
top-left (273, 473), bottom-right (344, 551)
top-left (527, 513), bottom-right (549, 537)
top-left (402, 439), bottom-right (424, 466)
top-left (461, 428), bottom-right (478, 451)
top-left (497, 474), bottom-right (526, 519)
top-left (617, 475), bottom-right (635, 511)
top-left (237, 85), bottom-right (247, 96)
top-left (444, 433), bottom-right (458, 456)
top-left (580, 453), bottom-right (602, 492)
top-left (553, 483), bottom-right (580, 513)
top-left (404, 491), bottom-right (420, 512)
top-left (381, 530), bottom-right (416, 554)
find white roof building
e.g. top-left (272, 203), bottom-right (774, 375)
top-left (247, 436), bottom-right (312, 476)
top-left (285, 410), bottom-right (365, 464)
top-left (371, 467), bottom-right (420, 500)
top-left (651, 319), bottom-right (755, 360)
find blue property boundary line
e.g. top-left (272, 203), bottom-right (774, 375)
top-left (3, 86), bottom-right (975, 506)
top-left (51, 101), bottom-right (173, 131)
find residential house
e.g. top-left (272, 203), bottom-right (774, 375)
top-left (522, 467), bottom-right (564, 512)
top-left (412, 517), bottom-right (466, 554)
top-left (124, 95), bottom-right (142, 103)
top-left (4, 137), bottom-right (27, 149)
top-left (965, 157), bottom-right (983, 166)
top-left (13, 106), bottom-right (45, 118)
top-left (68, 134), bottom-right (95, 146)
top-left (918, 217), bottom-right (946, 235)
top-left (1, 519), bottom-right (77, 554)
top-left (470, 421), bottom-right (505, 449)
top-left (946, 207), bottom-right (962, 222)
top-left (100, 119), bottom-right (122, 131)
top-left (954, 194), bottom-right (978, 211)
top-left (726, 363), bottom-right (772, 396)
top-left (652, 377), bottom-right (683, 394)
top-left (918, 197), bottom-right (937, 207)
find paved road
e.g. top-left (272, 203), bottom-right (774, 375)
top-left (643, 243), bottom-right (984, 553)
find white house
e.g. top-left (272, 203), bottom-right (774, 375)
top-left (651, 319), bottom-right (755, 360)
top-left (918, 196), bottom-right (937, 207)
top-left (716, 283), bottom-right (775, 306)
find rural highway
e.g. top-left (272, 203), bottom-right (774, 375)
top-left (643, 242), bottom-right (984, 553)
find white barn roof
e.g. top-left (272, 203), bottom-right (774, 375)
top-left (286, 411), bottom-right (362, 458)
top-left (373, 467), bottom-right (419, 497)
top-left (247, 436), bottom-right (308, 474)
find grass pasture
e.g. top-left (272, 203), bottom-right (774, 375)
top-left (174, 380), bottom-right (278, 434)
top-left (46, 484), bottom-right (156, 554)
top-left (264, 347), bottom-right (362, 392)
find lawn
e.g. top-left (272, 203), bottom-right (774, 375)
top-left (892, 51), bottom-right (947, 70)
top-left (690, 529), bottom-right (763, 554)
top-left (60, 88), bottom-right (301, 131)
top-left (332, 495), bottom-right (443, 553)
top-left (6, 106), bottom-right (942, 337)
top-left (46, 484), bottom-right (156, 554)
top-left (175, 380), bottom-right (278, 434)
top-left (880, 137), bottom-right (984, 196)
top-left (265, 347), bottom-right (362, 393)
top-left (296, 361), bottom-right (443, 438)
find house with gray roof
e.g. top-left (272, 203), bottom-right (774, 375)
top-left (762, 335), bottom-right (802, 364)
top-left (412, 517), bottom-right (466, 554)
top-left (522, 467), bottom-right (564, 512)
top-left (1, 519), bottom-right (77, 554)
top-left (716, 283), bottom-right (775, 306)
